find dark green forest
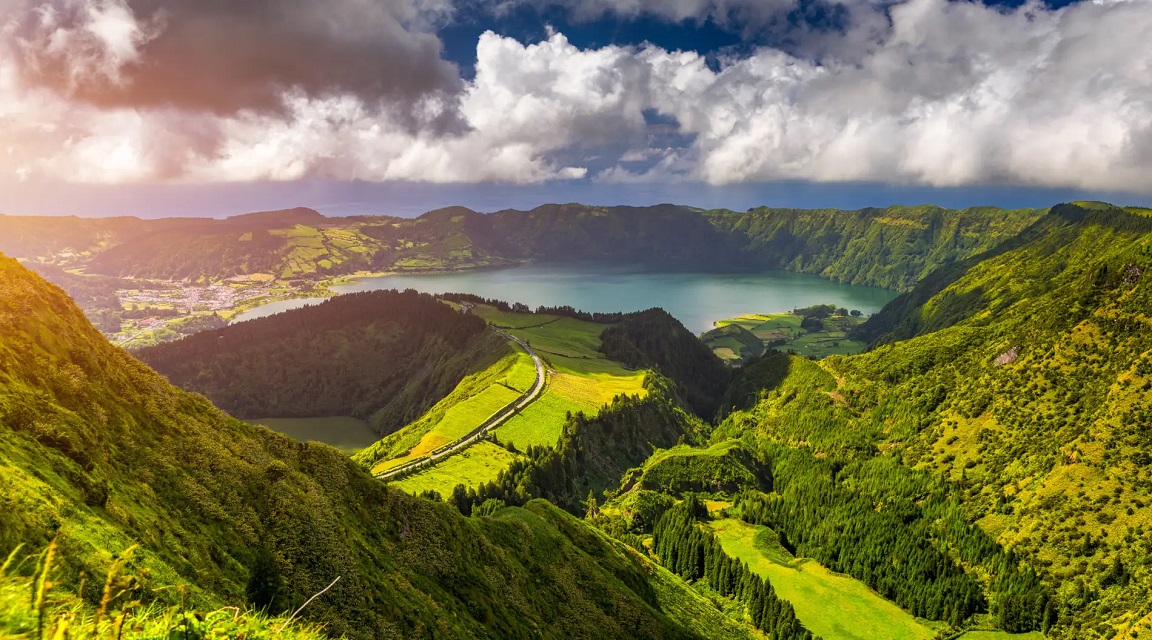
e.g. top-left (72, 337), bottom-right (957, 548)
top-left (137, 289), bottom-right (502, 433)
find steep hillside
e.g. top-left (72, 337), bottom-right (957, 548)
top-left (712, 202), bottom-right (1152, 638)
top-left (485, 203), bottom-right (1043, 291)
top-left (137, 290), bottom-right (503, 434)
top-left (0, 253), bottom-right (767, 639)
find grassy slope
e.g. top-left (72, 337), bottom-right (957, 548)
top-left (363, 305), bottom-right (650, 494)
top-left (0, 253), bottom-right (760, 640)
top-left (491, 310), bottom-right (648, 451)
top-left (354, 347), bottom-right (527, 473)
top-left (705, 518), bottom-right (937, 640)
top-left (393, 442), bottom-right (522, 495)
top-left (636, 441), bottom-right (762, 494)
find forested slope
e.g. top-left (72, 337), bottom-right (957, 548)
top-left (711, 202), bottom-right (1152, 638)
top-left (137, 290), bottom-right (503, 434)
top-left (0, 253), bottom-right (764, 640)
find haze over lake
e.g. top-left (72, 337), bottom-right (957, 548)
top-left (234, 264), bottom-right (897, 334)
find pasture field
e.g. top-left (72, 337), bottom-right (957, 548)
top-left (473, 305), bottom-right (563, 329)
top-left (704, 311), bottom-right (866, 362)
top-left (369, 305), bottom-right (647, 483)
top-left (250, 416), bottom-right (377, 454)
top-left (489, 310), bottom-right (647, 451)
top-left (705, 518), bottom-right (937, 640)
top-left (393, 441), bottom-right (520, 495)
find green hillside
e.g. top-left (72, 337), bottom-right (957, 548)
top-left (0, 253), bottom-right (769, 639)
top-left (10, 200), bottom-right (1152, 639)
top-left (702, 202), bottom-right (1152, 638)
top-left (137, 289), bottom-right (502, 436)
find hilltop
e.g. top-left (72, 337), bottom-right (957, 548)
top-left (136, 289), bottom-right (503, 435)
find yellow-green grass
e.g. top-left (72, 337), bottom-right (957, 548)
top-left (505, 317), bottom-right (605, 358)
top-left (789, 333), bottom-right (868, 357)
top-left (249, 416), bottom-right (377, 454)
top-left (365, 350), bottom-right (531, 473)
top-left (492, 390), bottom-right (575, 450)
top-left (472, 304), bottom-right (564, 329)
top-left (487, 506), bottom-right (758, 640)
top-left (492, 326), bottom-right (647, 451)
top-left (392, 442), bottom-right (520, 495)
top-left (644, 440), bottom-right (742, 468)
top-left (705, 518), bottom-right (936, 640)
top-left (704, 500), bottom-right (732, 515)
top-left (958, 632), bottom-right (1046, 640)
top-left (375, 385), bottom-right (519, 472)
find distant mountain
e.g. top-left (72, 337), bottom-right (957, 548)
top-left (3, 203), bottom-right (1043, 290)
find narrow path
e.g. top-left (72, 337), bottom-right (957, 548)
top-left (374, 329), bottom-right (546, 481)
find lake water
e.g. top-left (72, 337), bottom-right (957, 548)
top-left (234, 264), bottom-right (897, 335)
top-left (249, 416), bottom-right (377, 454)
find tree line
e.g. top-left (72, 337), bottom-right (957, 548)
top-left (447, 377), bottom-right (703, 516)
top-left (733, 447), bottom-right (1055, 632)
top-left (652, 497), bottom-right (817, 640)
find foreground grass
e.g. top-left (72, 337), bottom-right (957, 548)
top-left (706, 518), bottom-right (937, 640)
top-left (393, 442), bottom-right (521, 495)
top-left (0, 545), bottom-right (326, 640)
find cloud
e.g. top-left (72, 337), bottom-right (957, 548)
top-left (600, 0), bottom-right (1152, 192)
top-left (2, 0), bottom-right (1152, 193)
top-left (4, 0), bottom-right (461, 122)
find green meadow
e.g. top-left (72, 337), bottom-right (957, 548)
top-left (704, 311), bottom-right (867, 362)
top-left (368, 304), bottom-right (649, 492)
top-left (362, 349), bottom-right (535, 474)
top-left (393, 441), bottom-right (521, 495)
top-left (705, 518), bottom-right (937, 640)
top-left (489, 309), bottom-right (647, 451)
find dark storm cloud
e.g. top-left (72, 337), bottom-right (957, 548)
top-left (8, 0), bottom-right (462, 125)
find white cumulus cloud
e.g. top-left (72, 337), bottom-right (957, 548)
top-left (1, 0), bottom-right (1151, 192)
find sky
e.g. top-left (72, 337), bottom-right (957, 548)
top-left (1, 0), bottom-right (1150, 217)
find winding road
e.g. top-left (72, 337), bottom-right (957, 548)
top-left (374, 329), bottom-right (546, 481)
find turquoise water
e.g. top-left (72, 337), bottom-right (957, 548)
top-left (233, 264), bottom-right (897, 335)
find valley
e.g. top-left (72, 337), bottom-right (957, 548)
top-left (4, 201), bottom-right (1152, 640)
